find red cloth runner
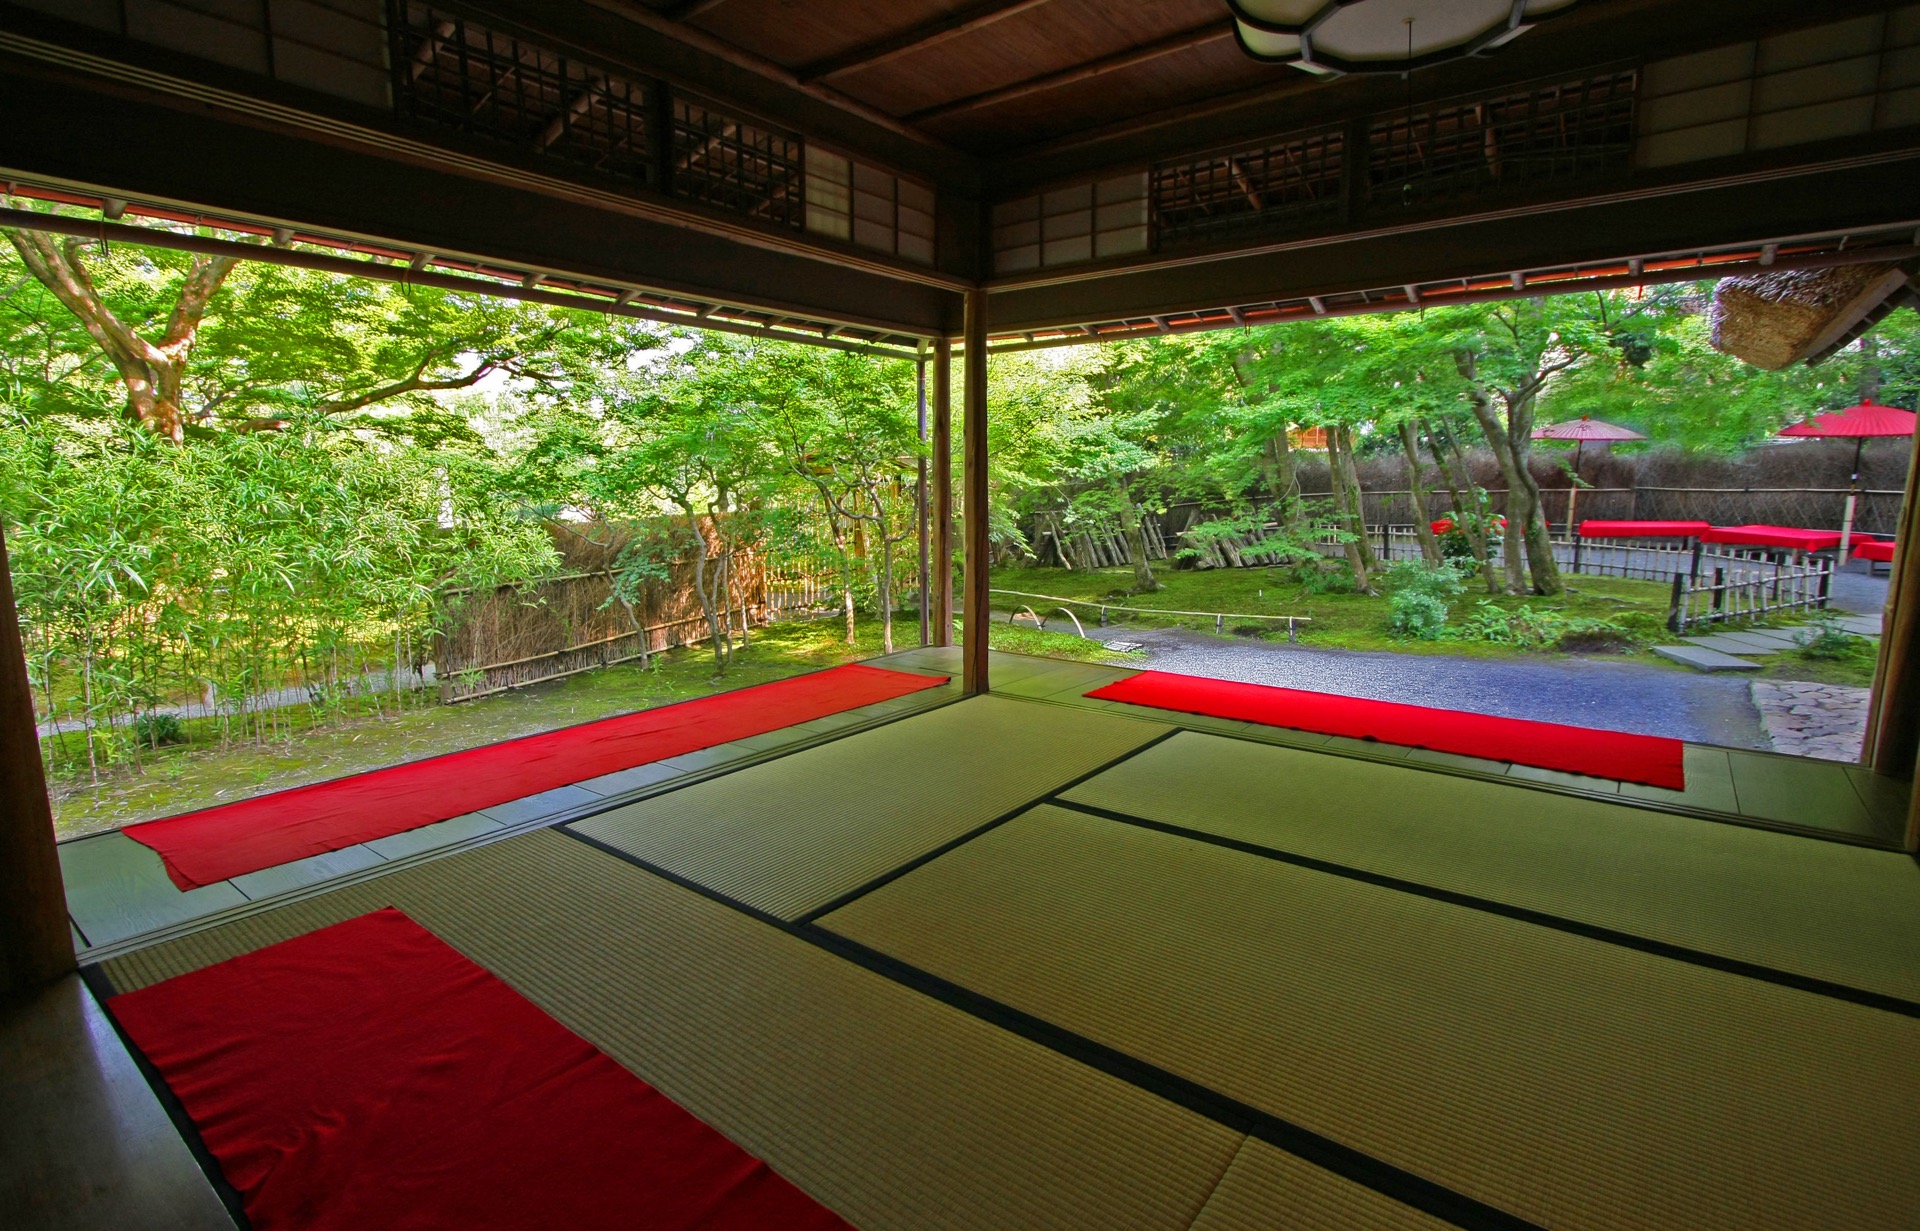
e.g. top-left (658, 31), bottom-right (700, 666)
top-left (127, 664), bottom-right (947, 890)
top-left (1854, 540), bottom-right (1897, 562)
top-left (1700, 524), bottom-right (1844, 552)
top-left (1087, 672), bottom-right (1685, 789)
top-left (106, 908), bottom-right (852, 1231)
top-left (1577, 519), bottom-right (1710, 539)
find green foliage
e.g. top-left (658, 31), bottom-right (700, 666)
top-left (1385, 560), bottom-right (1467, 640)
top-left (1793, 613), bottom-right (1874, 662)
top-left (1452, 600), bottom-right (1633, 650)
top-left (132, 712), bottom-right (185, 747)
top-left (1388, 592), bottom-right (1450, 640)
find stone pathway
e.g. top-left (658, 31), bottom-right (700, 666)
top-left (1751, 680), bottom-right (1871, 760)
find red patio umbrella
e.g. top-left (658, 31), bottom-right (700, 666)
top-left (1777, 398), bottom-right (1917, 554)
top-left (1531, 416), bottom-right (1648, 531)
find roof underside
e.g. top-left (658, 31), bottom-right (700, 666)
top-left (1, 0), bottom-right (1917, 354)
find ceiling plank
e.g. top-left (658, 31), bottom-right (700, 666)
top-left (907, 20), bottom-right (1234, 123)
top-left (669, 0), bottom-right (735, 20)
top-left (799, 0), bottom-right (1060, 83)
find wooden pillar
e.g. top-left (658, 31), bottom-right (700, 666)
top-left (1863, 427), bottom-right (1920, 850)
top-left (932, 335), bottom-right (954, 648)
top-left (961, 288), bottom-right (989, 694)
top-left (0, 522), bottom-right (72, 994)
top-left (916, 344), bottom-right (931, 648)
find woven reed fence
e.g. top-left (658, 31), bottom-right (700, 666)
top-left (435, 522), bottom-right (783, 703)
top-left (1033, 486), bottom-right (1903, 572)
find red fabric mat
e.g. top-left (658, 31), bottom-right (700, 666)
top-left (1087, 672), bottom-right (1685, 789)
top-left (107, 908), bottom-right (852, 1231)
top-left (1854, 540), bottom-right (1897, 562)
top-left (127, 664), bottom-right (947, 890)
top-left (1700, 524), bottom-right (1844, 552)
top-left (1577, 519), bottom-right (1710, 539)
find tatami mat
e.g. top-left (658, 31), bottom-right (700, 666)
top-left (1188, 1139), bottom-right (1452, 1231)
top-left (569, 695), bottom-right (1166, 919)
top-left (821, 805), bottom-right (1920, 1231)
top-left (98, 830), bottom-right (1241, 1231)
top-left (1064, 732), bottom-right (1920, 1003)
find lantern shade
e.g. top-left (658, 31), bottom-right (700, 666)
top-left (1227, 0), bottom-right (1580, 75)
top-left (1531, 416), bottom-right (1647, 442)
top-left (1776, 399), bottom-right (1917, 440)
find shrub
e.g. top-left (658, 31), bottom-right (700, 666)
top-left (1453, 601), bottom-right (1633, 650)
top-left (1389, 591), bottom-right (1450, 640)
top-left (132, 712), bottom-right (185, 747)
top-left (1384, 559), bottom-right (1466, 640)
top-left (1794, 613), bottom-right (1872, 662)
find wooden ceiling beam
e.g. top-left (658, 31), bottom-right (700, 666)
top-left (669, 0), bottom-right (735, 20)
top-left (907, 20), bottom-right (1234, 123)
top-left (799, 0), bottom-right (1059, 83)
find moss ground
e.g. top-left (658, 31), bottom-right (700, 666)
top-left (991, 564), bottom-right (1678, 661)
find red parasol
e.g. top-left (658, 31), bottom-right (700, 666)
top-left (1531, 416), bottom-right (1648, 531)
top-left (1531, 416), bottom-right (1650, 443)
top-left (1775, 398), bottom-right (1916, 553)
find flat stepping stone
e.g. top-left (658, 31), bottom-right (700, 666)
top-left (1682, 634), bottom-right (1776, 655)
top-left (1732, 628), bottom-right (1805, 646)
top-left (1654, 644), bottom-right (1764, 672)
top-left (1836, 616), bottom-right (1883, 636)
top-left (1706, 631), bottom-right (1793, 653)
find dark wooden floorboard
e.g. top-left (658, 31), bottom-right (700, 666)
top-left (0, 975), bottom-right (235, 1231)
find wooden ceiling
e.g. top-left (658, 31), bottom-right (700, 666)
top-left (638, 0), bottom-right (1279, 153)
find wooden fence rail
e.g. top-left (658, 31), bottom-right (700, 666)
top-left (1667, 558), bottom-right (1831, 633)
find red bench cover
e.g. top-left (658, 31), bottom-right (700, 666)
top-left (1700, 524), bottom-right (1844, 552)
top-left (1853, 540), bottom-right (1897, 562)
top-left (125, 663), bottom-right (948, 890)
top-left (1577, 520), bottom-right (1710, 539)
top-left (107, 908), bottom-right (853, 1231)
top-left (1086, 672), bottom-right (1684, 789)
top-left (1431, 517), bottom-right (1505, 535)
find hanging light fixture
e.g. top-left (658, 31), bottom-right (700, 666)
top-left (1228, 0), bottom-right (1581, 78)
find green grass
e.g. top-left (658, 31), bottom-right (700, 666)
top-left (1752, 634), bottom-right (1880, 689)
top-left (991, 564), bottom-right (1675, 660)
top-left (980, 619), bottom-right (1147, 664)
top-left (46, 618), bottom-right (947, 839)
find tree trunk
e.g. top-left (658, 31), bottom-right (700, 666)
top-left (1262, 431), bottom-right (1306, 538)
top-left (684, 513), bottom-right (729, 673)
top-left (1500, 393), bottom-right (1563, 596)
top-left (1460, 380), bottom-right (1530, 594)
top-left (1121, 485), bottom-right (1160, 592)
top-left (1328, 426), bottom-right (1378, 593)
top-left (5, 226), bottom-right (239, 442)
top-left (1399, 419), bottom-right (1444, 567)
top-left (1429, 418), bottom-right (1503, 594)
top-left (869, 488), bottom-right (896, 656)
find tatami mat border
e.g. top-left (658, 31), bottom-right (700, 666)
top-left (789, 728), bottom-right (1183, 924)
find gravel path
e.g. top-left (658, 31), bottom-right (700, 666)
top-left (1111, 626), bottom-right (1770, 748)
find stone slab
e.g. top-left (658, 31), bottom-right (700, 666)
top-left (1653, 644), bottom-right (1763, 672)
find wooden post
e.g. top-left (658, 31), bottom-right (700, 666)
top-left (931, 335), bottom-right (954, 648)
top-left (0, 522), bottom-right (73, 995)
top-left (961, 288), bottom-right (989, 695)
top-left (916, 343), bottom-right (930, 648)
top-left (1864, 427), bottom-right (1920, 850)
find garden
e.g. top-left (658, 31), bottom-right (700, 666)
top-left (1, 198), bottom-right (1912, 835)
